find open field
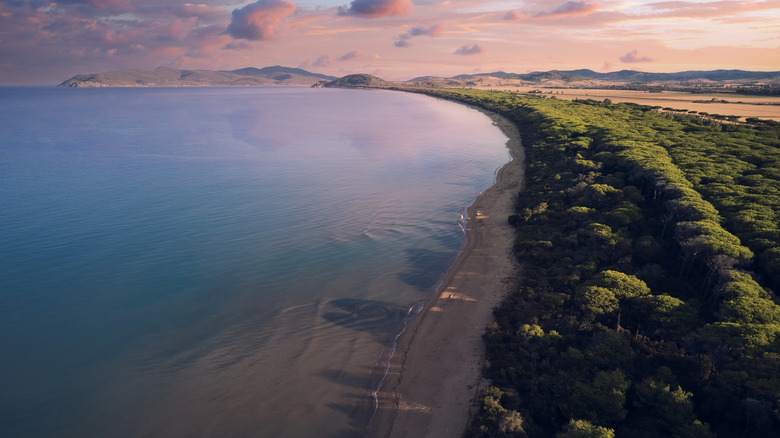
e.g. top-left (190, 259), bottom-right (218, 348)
top-left (476, 86), bottom-right (780, 121)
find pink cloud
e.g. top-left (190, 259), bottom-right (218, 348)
top-left (411, 23), bottom-right (446, 37)
top-left (227, 0), bottom-right (297, 41)
top-left (394, 23), bottom-right (446, 48)
top-left (454, 43), bottom-right (484, 56)
top-left (339, 50), bottom-right (361, 61)
top-left (644, 0), bottom-right (743, 15)
top-left (338, 0), bottom-right (413, 18)
top-left (503, 10), bottom-right (525, 21)
top-left (620, 49), bottom-right (653, 63)
top-left (313, 55), bottom-right (334, 67)
top-left (57, 0), bottom-right (132, 10)
top-left (138, 4), bottom-right (227, 21)
top-left (153, 18), bottom-right (198, 42)
top-left (307, 50), bottom-right (361, 67)
top-left (223, 40), bottom-right (252, 50)
top-left (535, 1), bottom-right (599, 18)
top-left (634, 0), bottom-right (780, 21)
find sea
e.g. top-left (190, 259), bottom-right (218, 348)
top-left (0, 86), bottom-right (510, 437)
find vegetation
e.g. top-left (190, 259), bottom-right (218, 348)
top-left (395, 87), bottom-right (780, 437)
top-left (316, 73), bottom-right (392, 89)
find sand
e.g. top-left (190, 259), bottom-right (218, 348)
top-left (366, 111), bottom-right (524, 438)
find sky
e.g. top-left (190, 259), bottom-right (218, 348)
top-left (0, 0), bottom-right (778, 84)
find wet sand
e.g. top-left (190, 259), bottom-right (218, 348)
top-left (366, 110), bottom-right (524, 438)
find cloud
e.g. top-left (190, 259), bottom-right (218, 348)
top-left (535, 1), bottom-right (599, 18)
top-left (620, 49), bottom-right (653, 63)
top-left (313, 55), bottom-right (334, 67)
top-left (226, 0), bottom-right (297, 41)
top-left (138, 4), bottom-right (227, 21)
top-left (223, 40), bottom-right (252, 50)
top-left (503, 9), bottom-right (524, 21)
top-left (338, 0), bottom-right (413, 18)
top-left (642, 0), bottom-right (764, 17)
top-left (55, 0), bottom-right (132, 11)
top-left (454, 43), bottom-right (484, 55)
top-left (394, 23), bottom-right (446, 48)
top-left (412, 24), bottom-right (445, 37)
top-left (339, 49), bottom-right (361, 61)
top-left (307, 50), bottom-right (361, 67)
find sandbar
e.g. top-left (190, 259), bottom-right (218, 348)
top-left (366, 109), bottom-right (524, 438)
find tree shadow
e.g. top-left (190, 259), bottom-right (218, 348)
top-left (322, 298), bottom-right (408, 345)
top-left (316, 365), bottom-right (385, 437)
top-left (397, 247), bottom-right (458, 291)
top-left (324, 393), bottom-right (377, 438)
top-left (318, 367), bottom-right (375, 390)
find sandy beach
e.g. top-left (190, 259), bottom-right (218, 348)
top-left (366, 110), bottom-right (524, 438)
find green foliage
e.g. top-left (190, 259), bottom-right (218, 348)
top-left (578, 286), bottom-right (618, 318)
top-left (626, 294), bottom-right (699, 338)
top-left (630, 378), bottom-right (699, 434)
top-left (720, 294), bottom-right (780, 324)
top-left (701, 322), bottom-right (780, 353)
top-left (584, 331), bottom-right (634, 370)
top-left (562, 370), bottom-right (630, 425)
top-left (589, 270), bottom-right (651, 299)
top-left (556, 419), bottom-right (615, 438)
top-left (470, 387), bottom-right (527, 438)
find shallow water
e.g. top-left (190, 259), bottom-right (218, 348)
top-left (0, 86), bottom-right (509, 437)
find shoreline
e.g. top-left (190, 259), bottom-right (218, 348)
top-left (366, 108), bottom-right (524, 438)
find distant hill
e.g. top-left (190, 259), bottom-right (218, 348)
top-left (450, 71), bottom-right (515, 80)
top-left (226, 66), bottom-right (336, 81)
top-left (58, 66), bottom-right (337, 87)
top-left (547, 69), bottom-right (780, 82)
top-left (405, 69), bottom-right (780, 89)
top-left (314, 74), bottom-right (393, 89)
top-left (59, 66), bottom-right (780, 90)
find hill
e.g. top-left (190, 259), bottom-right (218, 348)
top-left (313, 74), bottom-right (393, 89)
top-left (58, 66), bottom-right (337, 87)
top-left (404, 69), bottom-right (780, 93)
top-left (58, 67), bottom-right (780, 95)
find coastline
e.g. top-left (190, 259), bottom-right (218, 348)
top-left (366, 108), bottom-right (524, 438)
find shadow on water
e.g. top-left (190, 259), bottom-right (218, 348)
top-left (325, 391), bottom-right (379, 438)
top-left (322, 298), bottom-right (408, 345)
top-left (397, 247), bottom-right (458, 291)
top-left (320, 248), bottom-right (461, 436)
top-left (318, 368), bottom-right (378, 390)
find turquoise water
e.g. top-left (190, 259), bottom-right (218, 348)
top-left (0, 87), bottom-right (509, 437)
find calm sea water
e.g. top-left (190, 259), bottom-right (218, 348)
top-left (0, 86), bottom-right (509, 437)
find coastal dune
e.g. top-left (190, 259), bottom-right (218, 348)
top-left (367, 112), bottom-right (524, 437)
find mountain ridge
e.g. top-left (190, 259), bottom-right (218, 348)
top-left (59, 66), bottom-right (780, 89)
top-left (423, 68), bottom-right (780, 82)
top-left (58, 65), bottom-right (338, 87)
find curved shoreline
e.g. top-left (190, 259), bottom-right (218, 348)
top-left (366, 109), bottom-right (524, 438)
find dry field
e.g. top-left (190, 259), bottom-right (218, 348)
top-left (479, 86), bottom-right (780, 121)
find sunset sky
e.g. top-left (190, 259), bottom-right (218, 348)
top-left (1, 0), bottom-right (778, 84)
